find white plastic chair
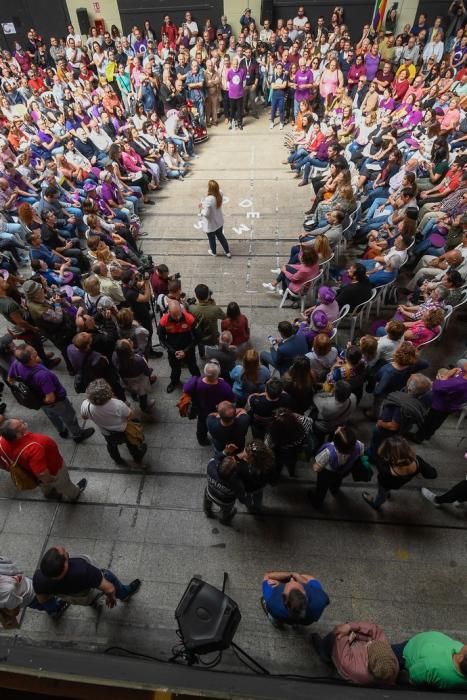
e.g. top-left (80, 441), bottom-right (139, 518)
top-left (279, 270), bottom-right (323, 312)
top-left (349, 290), bottom-right (377, 342)
top-left (373, 279), bottom-right (397, 316)
top-left (320, 253), bottom-right (334, 280)
top-left (332, 304), bottom-right (350, 328)
top-left (441, 304), bottom-right (454, 331)
top-left (456, 403), bottom-right (467, 430)
top-left (417, 331), bottom-right (442, 350)
top-left (444, 292), bottom-right (467, 329)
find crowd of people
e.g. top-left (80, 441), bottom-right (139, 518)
top-left (0, 3), bottom-right (466, 690)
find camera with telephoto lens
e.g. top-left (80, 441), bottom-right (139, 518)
top-left (137, 254), bottom-right (154, 277)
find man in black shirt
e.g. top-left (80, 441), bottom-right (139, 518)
top-left (247, 378), bottom-right (291, 439)
top-left (207, 401), bottom-right (250, 456)
top-left (335, 263), bottom-right (373, 312)
top-left (33, 546), bottom-right (140, 607)
top-left (41, 211), bottom-right (89, 272)
top-left (121, 268), bottom-right (162, 357)
top-left (240, 46), bottom-right (260, 119)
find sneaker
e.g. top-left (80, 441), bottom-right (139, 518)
top-left (224, 251), bottom-right (232, 258)
top-left (166, 382), bottom-right (180, 393)
top-left (421, 487), bottom-right (439, 506)
top-left (197, 437), bottom-right (211, 446)
top-left (71, 478), bottom-right (87, 502)
top-left (121, 579), bottom-right (141, 602)
top-left (74, 427), bottom-right (95, 443)
top-left (279, 123), bottom-right (284, 130)
top-left (208, 249), bottom-right (216, 256)
top-left (269, 122), bottom-right (274, 129)
top-left (51, 600), bottom-right (71, 619)
top-left (271, 268), bottom-right (281, 274)
top-left (219, 507), bottom-right (237, 525)
top-left (148, 348), bottom-right (163, 358)
top-left (262, 282), bottom-right (276, 292)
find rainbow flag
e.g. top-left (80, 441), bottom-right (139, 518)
top-left (372, 0), bottom-right (388, 32)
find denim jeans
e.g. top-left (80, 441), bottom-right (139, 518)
top-left (302, 157), bottom-right (327, 184)
top-left (101, 568), bottom-right (132, 599)
top-left (271, 94), bottom-right (285, 123)
top-left (29, 595), bottom-right (63, 616)
top-left (206, 226), bottom-right (229, 254)
top-left (391, 641), bottom-right (408, 668)
top-left (366, 197), bottom-right (391, 220)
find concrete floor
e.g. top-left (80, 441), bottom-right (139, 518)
top-left (0, 112), bottom-right (466, 682)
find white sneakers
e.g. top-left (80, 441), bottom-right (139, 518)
top-left (209, 249), bottom-right (231, 258)
top-left (421, 488), bottom-right (439, 506)
top-left (262, 282), bottom-right (275, 291)
top-left (421, 487), bottom-right (462, 508)
top-left (279, 123), bottom-right (284, 130)
top-left (270, 268), bottom-right (281, 274)
top-left (269, 122), bottom-right (274, 129)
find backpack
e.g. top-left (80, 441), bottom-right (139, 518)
top-left (9, 366), bottom-right (43, 410)
top-left (318, 442), bottom-right (363, 476)
top-left (73, 351), bottom-right (93, 394)
top-left (83, 293), bottom-right (102, 317)
top-left (0, 442), bottom-right (40, 491)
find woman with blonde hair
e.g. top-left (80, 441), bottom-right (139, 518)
top-left (199, 179), bottom-right (231, 258)
top-left (230, 348), bottom-right (270, 406)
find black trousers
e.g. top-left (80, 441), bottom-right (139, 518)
top-left (197, 412), bottom-right (208, 442)
top-left (222, 90), bottom-right (230, 119)
top-left (167, 348), bottom-right (200, 384)
top-left (315, 470), bottom-right (344, 505)
top-left (104, 430), bottom-right (147, 463)
top-left (230, 98), bottom-right (243, 125)
top-left (206, 226), bottom-right (230, 254)
top-left (203, 487), bottom-right (236, 522)
top-left (418, 408), bottom-right (450, 440)
top-left (436, 479), bottom-right (467, 504)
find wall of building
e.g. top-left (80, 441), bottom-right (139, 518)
top-left (393, 0), bottom-right (419, 32)
top-left (65, 0), bottom-right (122, 35)
top-left (223, 0), bottom-right (262, 34)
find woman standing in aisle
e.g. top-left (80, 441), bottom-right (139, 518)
top-left (199, 179), bottom-right (231, 258)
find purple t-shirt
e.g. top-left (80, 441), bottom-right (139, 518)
top-left (364, 53), bottom-right (380, 82)
top-left (432, 376), bottom-right (467, 412)
top-left (183, 376), bottom-right (234, 414)
top-left (8, 361), bottom-right (67, 401)
top-left (227, 68), bottom-right (246, 99)
top-left (294, 69), bottom-right (314, 101)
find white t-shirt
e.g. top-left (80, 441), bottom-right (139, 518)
top-left (185, 21), bottom-right (199, 45)
top-left (0, 574), bottom-right (35, 609)
top-left (384, 248), bottom-right (407, 271)
top-left (81, 398), bottom-right (130, 435)
top-left (293, 15), bottom-right (308, 29)
top-left (315, 442), bottom-right (364, 472)
top-left (377, 336), bottom-right (402, 362)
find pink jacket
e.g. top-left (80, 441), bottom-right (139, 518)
top-left (332, 621), bottom-right (397, 685)
top-left (284, 262), bottom-right (319, 295)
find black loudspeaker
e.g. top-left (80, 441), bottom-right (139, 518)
top-left (76, 7), bottom-right (91, 35)
top-left (175, 577), bottom-right (241, 655)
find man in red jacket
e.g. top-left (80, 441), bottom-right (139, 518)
top-left (0, 419), bottom-right (87, 501)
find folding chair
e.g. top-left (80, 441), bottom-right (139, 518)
top-left (349, 290), bottom-right (377, 343)
top-left (279, 270), bottom-right (323, 312)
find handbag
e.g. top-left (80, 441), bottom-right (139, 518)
top-left (0, 443), bottom-right (40, 491)
top-left (124, 419), bottom-right (145, 446)
top-left (0, 607), bottom-right (20, 629)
